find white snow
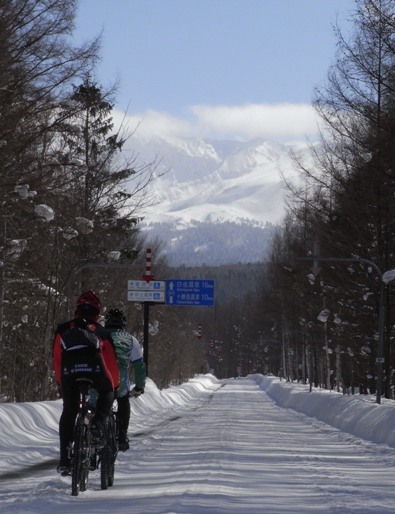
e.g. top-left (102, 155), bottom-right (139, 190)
top-left (34, 204), bottom-right (55, 222)
top-left (130, 135), bottom-right (306, 226)
top-left (382, 269), bottom-right (395, 285)
top-left (2, 374), bottom-right (395, 513)
top-left (75, 217), bottom-right (94, 234)
top-left (14, 185), bottom-right (30, 199)
top-left (6, 239), bottom-right (27, 260)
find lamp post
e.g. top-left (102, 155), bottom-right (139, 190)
top-left (298, 256), bottom-right (395, 404)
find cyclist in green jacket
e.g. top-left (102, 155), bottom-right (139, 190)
top-left (104, 309), bottom-right (146, 451)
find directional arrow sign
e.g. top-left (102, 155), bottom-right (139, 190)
top-left (165, 279), bottom-right (214, 306)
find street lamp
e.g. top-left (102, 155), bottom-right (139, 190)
top-left (298, 256), bottom-right (395, 404)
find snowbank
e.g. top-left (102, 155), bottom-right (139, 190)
top-left (0, 374), bottom-right (222, 473)
top-left (2, 372), bottom-right (395, 477)
top-left (251, 374), bottom-right (395, 447)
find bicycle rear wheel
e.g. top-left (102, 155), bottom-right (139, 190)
top-left (71, 417), bottom-right (91, 496)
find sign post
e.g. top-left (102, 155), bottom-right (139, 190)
top-left (127, 252), bottom-right (215, 376)
top-left (126, 249), bottom-right (164, 376)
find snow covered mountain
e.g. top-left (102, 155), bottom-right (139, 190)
top-left (128, 135), bottom-right (307, 265)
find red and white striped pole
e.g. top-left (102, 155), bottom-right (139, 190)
top-left (143, 247), bottom-right (153, 283)
top-left (142, 247), bottom-right (154, 375)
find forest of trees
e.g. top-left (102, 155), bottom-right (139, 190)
top-left (207, 0), bottom-right (395, 400)
top-left (143, 220), bottom-right (278, 266)
top-left (0, 0), bottom-right (206, 401)
top-left (2, 0), bottom-right (395, 404)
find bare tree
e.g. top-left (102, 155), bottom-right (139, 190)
top-left (0, 0), bottom-right (98, 401)
top-left (271, 0), bottom-right (395, 396)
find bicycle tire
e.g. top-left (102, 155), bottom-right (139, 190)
top-left (71, 416), bottom-right (91, 496)
top-left (107, 414), bottom-right (118, 487)
top-left (80, 423), bottom-right (91, 493)
top-left (100, 444), bottom-right (109, 490)
top-left (100, 417), bottom-right (110, 490)
top-left (71, 418), bottom-right (83, 496)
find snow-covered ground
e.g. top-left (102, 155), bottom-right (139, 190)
top-left (1, 374), bottom-right (395, 513)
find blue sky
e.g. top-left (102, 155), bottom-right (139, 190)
top-left (74, 0), bottom-right (355, 142)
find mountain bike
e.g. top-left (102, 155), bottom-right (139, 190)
top-left (70, 378), bottom-right (93, 496)
top-left (69, 381), bottom-right (119, 495)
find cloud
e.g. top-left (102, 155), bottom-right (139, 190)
top-left (114, 103), bottom-right (319, 142)
top-left (190, 103), bottom-right (319, 141)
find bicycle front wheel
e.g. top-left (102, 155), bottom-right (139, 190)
top-left (100, 442), bottom-right (109, 490)
top-left (100, 414), bottom-right (118, 489)
top-left (107, 413), bottom-right (118, 487)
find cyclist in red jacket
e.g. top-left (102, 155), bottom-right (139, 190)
top-left (53, 290), bottom-right (120, 475)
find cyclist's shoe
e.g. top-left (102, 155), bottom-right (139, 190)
top-left (91, 420), bottom-right (106, 447)
top-left (118, 434), bottom-right (129, 452)
top-left (57, 458), bottom-right (71, 476)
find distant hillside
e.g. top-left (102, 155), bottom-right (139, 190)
top-left (144, 219), bottom-right (278, 266)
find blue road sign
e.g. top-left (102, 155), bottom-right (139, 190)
top-left (165, 279), bottom-right (215, 306)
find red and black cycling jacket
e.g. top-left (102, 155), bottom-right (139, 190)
top-left (53, 318), bottom-right (120, 390)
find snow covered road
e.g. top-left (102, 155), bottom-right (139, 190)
top-left (1, 375), bottom-right (395, 513)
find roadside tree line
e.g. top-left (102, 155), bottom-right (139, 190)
top-left (254, 0), bottom-right (395, 397)
top-left (197, 0), bottom-right (395, 400)
top-left (0, 0), bottom-right (205, 402)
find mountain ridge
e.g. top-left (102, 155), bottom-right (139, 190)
top-left (128, 135), bottom-right (306, 265)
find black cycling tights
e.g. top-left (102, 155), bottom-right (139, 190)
top-left (117, 394), bottom-right (131, 435)
top-left (59, 381), bottom-right (113, 459)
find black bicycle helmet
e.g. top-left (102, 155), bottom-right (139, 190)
top-left (105, 308), bottom-right (127, 328)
